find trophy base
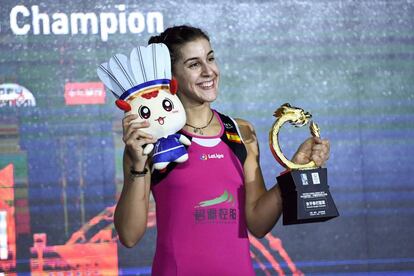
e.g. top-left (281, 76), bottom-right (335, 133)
top-left (277, 168), bottom-right (339, 225)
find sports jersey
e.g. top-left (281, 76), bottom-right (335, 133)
top-left (150, 110), bottom-right (255, 276)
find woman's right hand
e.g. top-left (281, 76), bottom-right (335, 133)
top-left (122, 114), bottom-right (157, 170)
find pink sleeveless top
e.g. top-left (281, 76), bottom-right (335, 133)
top-left (151, 111), bottom-right (255, 276)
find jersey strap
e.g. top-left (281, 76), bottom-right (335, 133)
top-left (216, 111), bottom-right (247, 166)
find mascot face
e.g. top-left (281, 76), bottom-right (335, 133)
top-left (126, 89), bottom-right (186, 139)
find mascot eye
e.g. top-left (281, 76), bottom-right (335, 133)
top-left (162, 98), bottom-right (174, 112)
top-left (138, 106), bottom-right (151, 119)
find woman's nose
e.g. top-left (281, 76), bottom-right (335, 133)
top-left (201, 63), bottom-right (213, 76)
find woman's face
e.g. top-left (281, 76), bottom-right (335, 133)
top-left (172, 38), bottom-right (220, 106)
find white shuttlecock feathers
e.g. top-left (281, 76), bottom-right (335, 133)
top-left (97, 43), bottom-right (177, 111)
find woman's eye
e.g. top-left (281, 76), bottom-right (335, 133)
top-left (139, 106), bottom-right (151, 119)
top-left (208, 56), bottom-right (215, 62)
top-left (162, 99), bottom-right (173, 112)
top-left (189, 62), bottom-right (199, 68)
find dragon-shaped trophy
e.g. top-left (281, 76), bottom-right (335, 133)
top-left (270, 103), bottom-right (339, 225)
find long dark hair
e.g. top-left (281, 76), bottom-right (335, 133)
top-left (148, 25), bottom-right (210, 65)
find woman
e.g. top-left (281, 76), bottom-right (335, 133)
top-left (114, 25), bottom-right (330, 275)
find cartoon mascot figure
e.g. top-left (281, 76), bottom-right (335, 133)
top-left (97, 43), bottom-right (190, 170)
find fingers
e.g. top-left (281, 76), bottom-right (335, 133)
top-left (122, 114), bottom-right (153, 133)
top-left (123, 114), bottom-right (148, 130)
top-left (311, 152), bottom-right (325, 167)
top-left (124, 123), bottom-right (154, 142)
top-left (122, 113), bottom-right (138, 129)
top-left (122, 114), bottom-right (157, 159)
top-left (122, 114), bottom-right (154, 142)
top-left (124, 129), bottom-right (157, 162)
top-left (125, 130), bottom-right (156, 148)
top-left (124, 128), bottom-right (157, 152)
top-left (311, 138), bottom-right (330, 166)
top-left (293, 137), bottom-right (330, 166)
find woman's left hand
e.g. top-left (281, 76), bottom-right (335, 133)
top-left (292, 137), bottom-right (330, 167)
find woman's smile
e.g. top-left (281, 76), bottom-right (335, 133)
top-left (197, 80), bottom-right (215, 89)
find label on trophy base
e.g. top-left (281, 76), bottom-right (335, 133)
top-left (277, 168), bottom-right (339, 225)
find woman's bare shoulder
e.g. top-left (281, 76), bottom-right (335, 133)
top-left (234, 118), bottom-right (256, 144)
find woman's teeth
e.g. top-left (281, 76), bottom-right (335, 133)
top-left (198, 80), bottom-right (214, 89)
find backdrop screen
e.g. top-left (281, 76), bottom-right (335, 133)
top-left (1, 0), bottom-right (413, 275)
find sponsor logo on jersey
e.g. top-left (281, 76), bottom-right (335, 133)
top-left (200, 154), bottom-right (208, 160)
top-left (194, 190), bottom-right (237, 224)
top-left (223, 122), bottom-right (233, 129)
top-left (0, 83), bottom-right (36, 107)
top-left (200, 153), bottom-right (224, 160)
top-left (195, 190), bottom-right (235, 208)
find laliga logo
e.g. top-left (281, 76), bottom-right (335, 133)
top-left (0, 83), bottom-right (36, 107)
top-left (200, 154), bottom-right (208, 161)
top-left (200, 153), bottom-right (225, 161)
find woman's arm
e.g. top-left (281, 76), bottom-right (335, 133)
top-left (114, 114), bottom-right (157, 247)
top-left (237, 118), bottom-right (330, 238)
top-left (237, 118), bottom-right (282, 238)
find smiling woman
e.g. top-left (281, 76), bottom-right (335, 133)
top-left (114, 25), bottom-right (331, 276)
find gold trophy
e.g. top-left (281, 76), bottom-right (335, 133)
top-left (270, 103), bottom-right (339, 225)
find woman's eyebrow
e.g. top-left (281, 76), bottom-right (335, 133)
top-left (183, 57), bottom-right (198, 64)
top-left (183, 50), bottom-right (214, 64)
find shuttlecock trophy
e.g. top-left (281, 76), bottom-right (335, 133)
top-left (269, 103), bottom-right (339, 225)
top-left (97, 43), bottom-right (191, 170)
